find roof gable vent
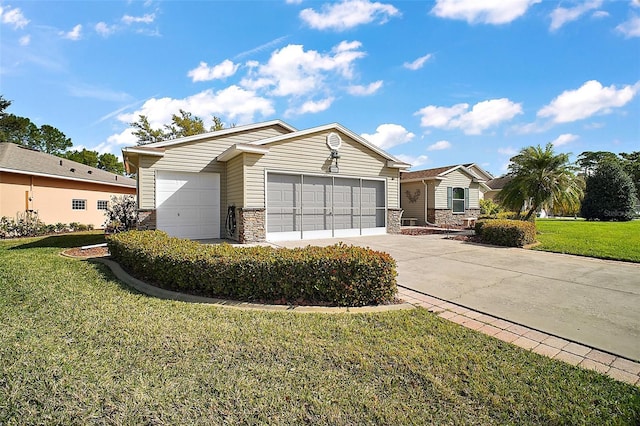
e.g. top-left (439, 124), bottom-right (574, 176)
top-left (326, 132), bottom-right (342, 151)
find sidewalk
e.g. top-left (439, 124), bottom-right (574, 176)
top-left (398, 286), bottom-right (640, 386)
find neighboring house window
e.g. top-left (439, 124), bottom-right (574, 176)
top-left (447, 187), bottom-right (469, 214)
top-left (97, 200), bottom-right (108, 210)
top-left (72, 199), bottom-right (87, 210)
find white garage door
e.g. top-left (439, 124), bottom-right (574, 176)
top-left (267, 173), bottom-right (386, 241)
top-left (156, 171), bottom-right (220, 239)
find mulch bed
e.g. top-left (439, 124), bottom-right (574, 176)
top-left (62, 246), bottom-right (110, 258)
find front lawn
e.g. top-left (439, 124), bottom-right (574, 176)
top-left (1, 234), bottom-right (638, 424)
top-left (534, 219), bottom-right (640, 262)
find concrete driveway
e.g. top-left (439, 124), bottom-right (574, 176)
top-left (274, 234), bottom-right (640, 361)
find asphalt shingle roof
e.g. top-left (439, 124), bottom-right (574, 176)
top-left (486, 176), bottom-right (512, 190)
top-left (0, 143), bottom-right (135, 188)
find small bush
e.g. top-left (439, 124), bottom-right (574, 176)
top-left (479, 199), bottom-right (502, 216)
top-left (475, 219), bottom-right (536, 247)
top-left (104, 195), bottom-right (137, 231)
top-left (108, 230), bottom-right (398, 307)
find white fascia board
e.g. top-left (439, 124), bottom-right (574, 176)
top-left (0, 167), bottom-right (136, 189)
top-left (216, 143), bottom-right (270, 162)
top-left (122, 147), bottom-right (165, 157)
top-left (400, 176), bottom-right (445, 184)
top-left (137, 120), bottom-right (297, 149)
top-left (386, 160), bottom-right (411, 169)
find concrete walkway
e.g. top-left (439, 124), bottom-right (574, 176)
top-left (274, 234), bottom-right (640, 363)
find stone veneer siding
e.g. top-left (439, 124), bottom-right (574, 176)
top-left (238, 208), bottom-right (266, 243)
top-left (387, 208), bottom-right (402, 234)
top-left (428, 208), bottom-right (481, 227)
top-left (137, 209), bottom-right (156, 231)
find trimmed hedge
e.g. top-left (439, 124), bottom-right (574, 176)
top-left (107, 230), bottom-right (398, 307)
top-left (475, 219), bottom-right (536, 247)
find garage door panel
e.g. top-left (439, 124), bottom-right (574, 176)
top-left (267, 173), bottom-right (386, 241)
top-left (156, 171), bottom-right (220, 239)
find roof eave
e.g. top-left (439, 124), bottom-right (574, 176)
top-left (0, 167), bottom-right (136, 188)
top-left (216, 143), bottom-right (270, 162)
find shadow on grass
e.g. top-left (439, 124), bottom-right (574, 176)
top-left (9, 232), bottom-right (106, 250)
top-left (86, 258), bottom-right (144, 297)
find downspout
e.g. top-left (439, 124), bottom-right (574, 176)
top-left (422, 179), bottom-right (438, 227)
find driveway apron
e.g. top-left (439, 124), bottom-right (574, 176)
top-left (274, 234), bottom-right (640, 361)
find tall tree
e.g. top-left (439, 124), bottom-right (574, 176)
top-left (98, 153), bottom-right (126, 175)
top-left (619, 151), bottom-right (640, 202)
top-left (497, 143), bottom-right (583, 220)
top-left (38, 124), bottom-right (72, 155)
top-left (576, 151), bottom-right (620, 176)
top-left (64, 149), bottom-right (99, 168)
top-left (580, 161), bottom-right (637, 221)
top-left (130, 115), bottom-right (165, 144)
top-left (130, 111), bottom-right (226, 144)
top-left (0, 114), bottom-right (40, 147)
top-left (0, 95), bottom-right (11, 118)
top-left (164, 109), bottom-right (206, 139)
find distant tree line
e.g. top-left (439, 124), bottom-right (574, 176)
top-left (130, 109), bottom-right (228, 144)
top-left (496, 145), bottom-right (639, 222)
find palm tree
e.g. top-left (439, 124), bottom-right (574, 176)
top-left (497, 143), bottom-right (583, 220)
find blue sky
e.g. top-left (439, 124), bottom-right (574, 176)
top-left (1, 0), bottom-right (639, 176)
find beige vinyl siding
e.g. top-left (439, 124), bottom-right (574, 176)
top-left (400, 181), bottom-right (425, 224)
top-left (226, 155), bottom-right (244, 208)
top-left (433, 169), bottom-right (480, 209)
top-left (243, 132), bottom-right (399, 208)
top-left (469, 182), bottom-right (480, 208)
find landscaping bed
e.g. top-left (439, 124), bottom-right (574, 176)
top-left (108, 230), bottom-right (398, 307)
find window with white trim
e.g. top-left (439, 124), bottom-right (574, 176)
top-left (72, 199), bottom-right (86, 210)
top-left (97, 200), bottom-right (108, 210)
top-left (452, 187), bottom-right (465, 213)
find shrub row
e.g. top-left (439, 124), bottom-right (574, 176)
top-left (0, 214), bottom-right (94, 239)
top-left (475, 219), bottom-right (536, 247)
top-left (107, 230), bottom-right (398, 307)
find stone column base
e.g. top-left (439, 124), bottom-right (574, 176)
top-left (137, 209), bottom-right (156, 231)
top-left (387, 208), bottom-right (402, 234)
top-left (238, 208), bottom-right (266, 243)
top-left (429, 208), bottom-right (481, 226)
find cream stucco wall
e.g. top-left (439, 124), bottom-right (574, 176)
top-left (1, 172), bottom-right (135, 228)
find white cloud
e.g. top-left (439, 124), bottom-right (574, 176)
top-left (427, 140), bottom-right (451, 151)
top-left (537, 80), bottom-right (639, 123)
top-left (396, 154), bottom-right (429, 169)
top-left (241, 41), bottom-right (366, 97)
top-left (592, 10), bottom-right (609, 19)
top-left (285, 97), bottom-right (334, 116)
top-left (286, 0), bottom-right (303, 4)
top-left (300, 0), bottom-right (400, 31)
top-left (0, 5), bottom-right (29, 29)
top-left (95, 22), bottom-right (117, 37)
top-left (347, 80), bottom-right (383, 95)
top-left (633, 0), bottom-right (640, 8)
top-left (498, 147), bottom-right (517, 156)
top-left (106, 86), bottom-right (275, 151)
top-left (415, 98), bottom-right (523, 135)
top-left (61, 24), bottom-right (82, 40)
top-left (403, 54), bottom-right (433, 71)
top-left (616, 15), bottom-right (640, 38)
top-left (18, 34), bottom-right (30, 46)
top-left (187, 60), bottom-right (240, 82)
top-left (122, 13), bottom-right (155, 24)
top-left (361, 124), bottom-right (415, 150)
top-left (234, 36), bottom-right (289, 59)
top-left (550, 133), bottom-right (579, 146)
top-left (550, 0), bottom-right (603, 31)
top-left (431, 0), bottom-right (540, 25)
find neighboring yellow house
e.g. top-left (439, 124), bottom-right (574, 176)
top-left (0, 143), bottom-right (136, 228)
top-left (122, 120), bottom-right (410, 243)
top-left (400, 164), bottom-right (493, 226)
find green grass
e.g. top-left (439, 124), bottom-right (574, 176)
top-left (1, 234), bottom-right (639, 424)
top-left (534, 219), bottom-right (640, 262)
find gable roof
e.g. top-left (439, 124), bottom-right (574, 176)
top-left (486, 175), bottom-right (512, 190)
top-left (463, 163), bottom-right (494, 181)
top-left (249, 122), bottom-right (410, 168)
top-left (401, 163), bottom-right (488, 183)
top-left (138, 119), bottom-right (297, 149)
top-left (0, 143), bottom-right (135, 188)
